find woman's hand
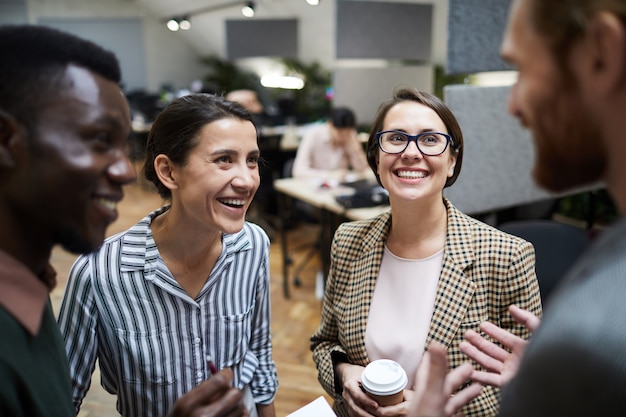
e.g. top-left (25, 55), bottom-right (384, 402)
top-left (166, 368), bottom-right (247, 417)
top-left (459, 305), bottom-right (541, 387)
top-left (338, 360), bottom-right (450, 417)
top-left (336, 362), bottom-right (380, 416)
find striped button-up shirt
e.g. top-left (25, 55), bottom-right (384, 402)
top-left (58, 207), bottom-right (277, 417)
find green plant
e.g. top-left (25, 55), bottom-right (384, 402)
top-left (199, 55), bottom-right (332, 123)
top-left (200, 54), bottom-right (260, 95)
top-left (555, 189), bottom-right (618, 226)
top-left (278, 57), bottom-right (332, 123)
top-left (434, 64), bottom-right (473, 99)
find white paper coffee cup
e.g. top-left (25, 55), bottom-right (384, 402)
top-left (360, 359), bottom-right (408, 406)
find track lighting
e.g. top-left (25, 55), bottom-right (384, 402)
top-left (166, 16), bottom-right (191, 32)
top-left (165, 1), bottom-right (256, 31)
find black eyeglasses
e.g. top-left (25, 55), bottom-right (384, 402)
top-left (376, 130), bottom-right (454, 156)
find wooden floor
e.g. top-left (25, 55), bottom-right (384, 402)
top-left (50, 179), bottom-right (332, 417)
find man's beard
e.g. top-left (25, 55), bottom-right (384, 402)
top-left (529, 83), bottom-right (606, 193)
top-left (54, 226), bottom-right (101, 255)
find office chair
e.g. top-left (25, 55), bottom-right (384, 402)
top-left (498, 220), bottom-right (591, 304)
top-left (247, 133), bottom-right (285, 240)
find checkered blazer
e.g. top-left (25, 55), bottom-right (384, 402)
top-left (311, 198), bottom-right (542, 417)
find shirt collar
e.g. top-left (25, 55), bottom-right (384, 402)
top-left (119, 207), bottom-right (165, 272)
top-left (0, 249), bottom-right (55, 335)
top-left (119, 206), bottom-right (254, 273)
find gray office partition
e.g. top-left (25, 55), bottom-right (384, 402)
top-left (447, 0), bottom-right (512, 74)
top-left (0, 0), bottom-right (27, 25)
top-left (443, 84), bottom-right (599, 215)
top-left (444, 0), bottom-right (602, 216)
top-left (336, 0), bottom-right (432, 60)
top-left (226, 19), bottom-right (298, 59)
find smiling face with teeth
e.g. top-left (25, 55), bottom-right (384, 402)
top-left (5, 65), bottom-right (136, 256)
top-left (376, 100), bottom-right (457, 206)
top-left (159, 116), bottom-right (260, 235)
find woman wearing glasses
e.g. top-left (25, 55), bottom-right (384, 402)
top-left (310, 88), bottom-right (542, 417)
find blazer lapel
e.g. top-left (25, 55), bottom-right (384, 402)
top-left (426, 201), bottom-right (476, 348)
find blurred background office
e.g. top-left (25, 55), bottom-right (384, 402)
top-left (0, 0), bottom-right (445, 131)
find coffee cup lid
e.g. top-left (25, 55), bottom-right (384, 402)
top-left (361, 359), bottom-right (408, 396)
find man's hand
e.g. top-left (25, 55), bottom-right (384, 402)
top-left (407, 342), bottom-right (482, 417)
top-left (459, 305), bottom-right (541, 387)
top-left (166, 368), bottom-right (247, 417)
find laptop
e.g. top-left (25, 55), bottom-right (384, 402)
top-left (335, 179), bottom-right (389, 208)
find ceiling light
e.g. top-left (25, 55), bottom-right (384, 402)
top-left (166, 1), bottom-right (258, 29)
top-left (241, 1), bottom-right (255, 17)
top-left (179, 17), bottom-right (191, 30)
top-left (261, 75), bottom-right (305, 90)
top-left (166, 18), bottom-right (180, 31)
top-left (306, 0), bottom-right (320, 5)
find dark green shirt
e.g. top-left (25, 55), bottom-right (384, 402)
top-left (0, 301), bottom-right (74, 417)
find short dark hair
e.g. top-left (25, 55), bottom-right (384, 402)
top-left (0, 24), bottom-right (121, 135)
top-left (143, 93), bottom-right (255, 199)
top-left (329, 107), bottom-right (356, 128)
top-left (366, 88), bottom-right (464, 188)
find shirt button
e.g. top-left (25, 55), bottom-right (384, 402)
top-left (194, 337), bottom-right (201, 344)
top-left (196, 371), bottom-right (203, 378)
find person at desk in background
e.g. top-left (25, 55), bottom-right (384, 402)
top-left (292, 107), bottom-right (369, 181)
top-left (58, 93), bottom-right (277, 417)
top-left (0, 25), bottom-right (246, 417)
top-left (226, 89), bottom-right (271, 128)
top-left (310, 88), bottom-right (542, 417)
top-left (225, 89), bottom-right (279, 235)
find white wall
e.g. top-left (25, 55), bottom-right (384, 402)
top-left (334, 65), bottom-right (434, 124)
top-left (26, 0), bottom-right (207, 92)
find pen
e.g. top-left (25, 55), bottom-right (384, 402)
top-left (206, 355), bottom-right (218, 378)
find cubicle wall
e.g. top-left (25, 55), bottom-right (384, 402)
top-left (336, 1), bottom-right (432, 61)
top-left (442, 0), bottom-right (601, 216)
top-left (442, 85), bottom-right (596, 215)
top-left (226, 19), bottom-right (298, 60)
top-left (0, 0), bottom-right (27, 25)
top-left (446, 0), bottom-right (512, 74)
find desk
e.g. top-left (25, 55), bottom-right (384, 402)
top-left (258, 123), bottom-right (317, 152)
top-left (274, 177), bottom-right (390, 298)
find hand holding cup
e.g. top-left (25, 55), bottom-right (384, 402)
top-left (360, 359), bottom-right (408, 406)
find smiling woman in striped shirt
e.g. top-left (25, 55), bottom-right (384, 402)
top-left (58, 93), bottom-right (278, 417)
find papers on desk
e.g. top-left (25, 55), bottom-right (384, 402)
top-left (286, 396), bottom-right (337, 417)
